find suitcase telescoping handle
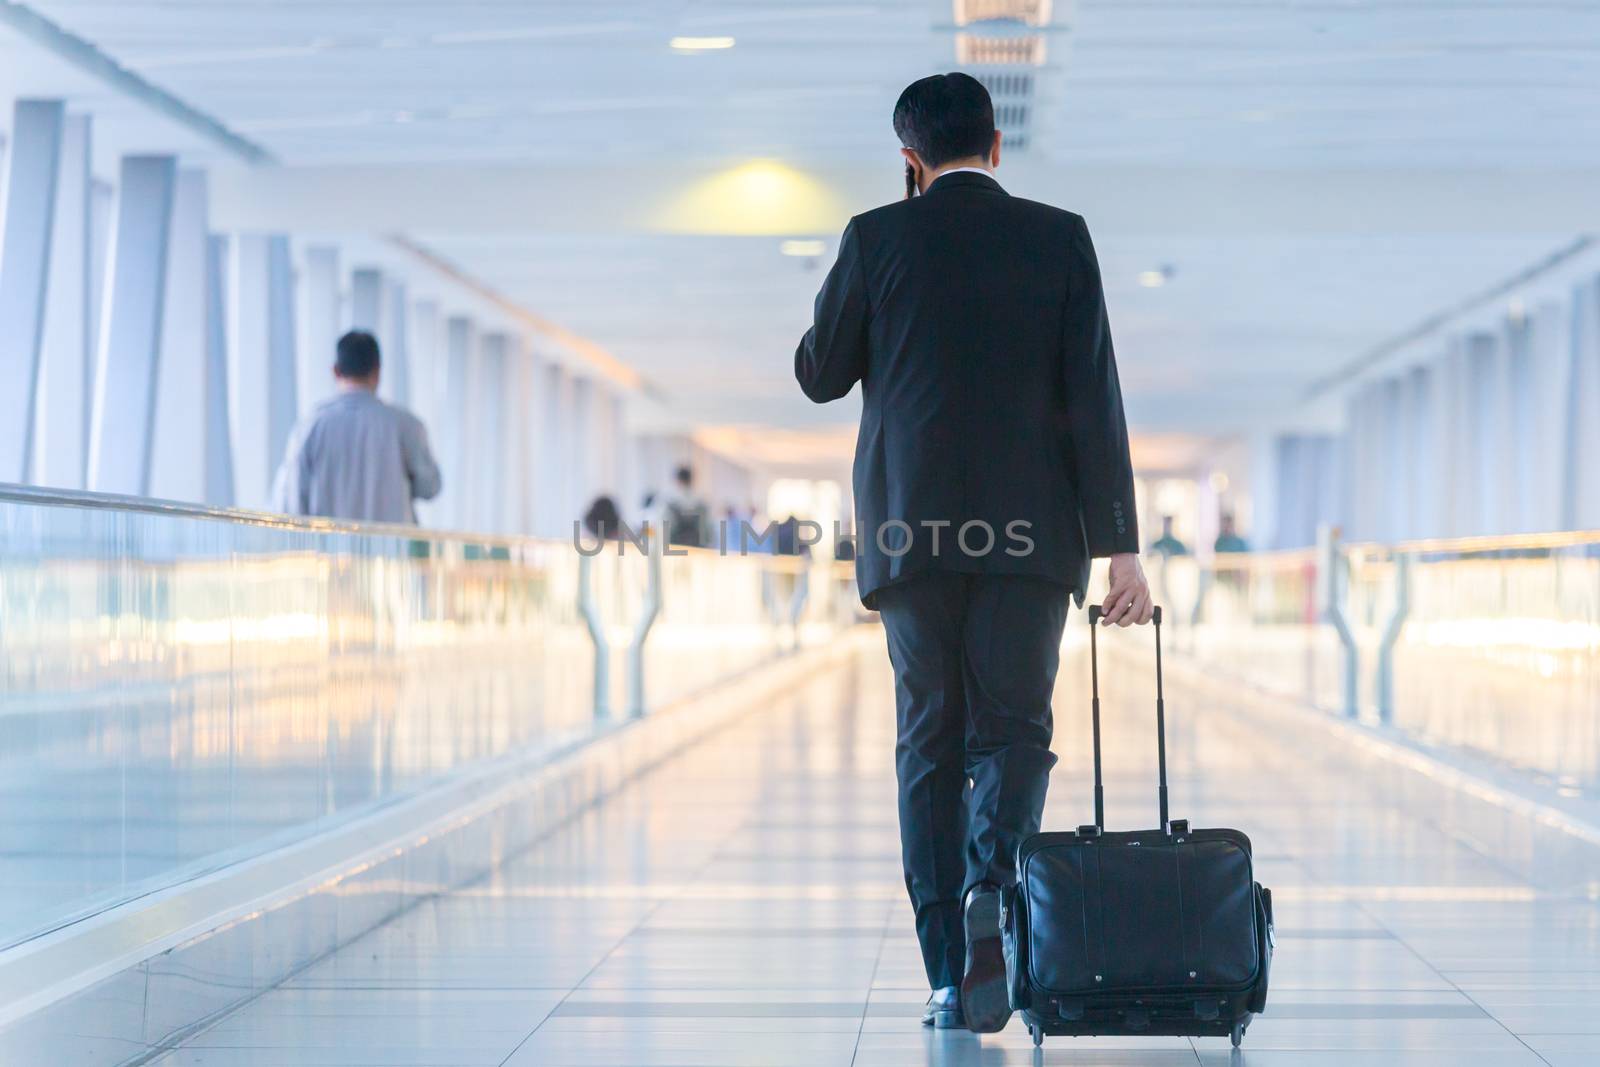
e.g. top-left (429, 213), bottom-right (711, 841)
top-left (1084, 604), bottom-right (1168, 833)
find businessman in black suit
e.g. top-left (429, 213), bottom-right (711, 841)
top-left (795, 73), bottom-right (1154, 1032)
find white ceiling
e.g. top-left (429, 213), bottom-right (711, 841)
top-left (18, 1), bottom-right (1600, 169)
top-left (5, 0), bottom-right (1598, 454)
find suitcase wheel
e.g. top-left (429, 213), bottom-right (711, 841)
top-left (1029, 1021), bottom-right (1043, 1048)
top-left (1231, 1019), bottom-right (1248, 1048)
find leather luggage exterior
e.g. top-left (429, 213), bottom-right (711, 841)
top-left (1001, 607), bottom-right (1273, 1047)
top-left (1002, 826), bottom-right (1273, 1043)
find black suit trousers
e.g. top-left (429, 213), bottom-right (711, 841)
top-left (876, 571), bottom-right (1070, 988)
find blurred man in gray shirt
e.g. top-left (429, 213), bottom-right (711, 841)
top-left (272, 330), bottom-right (441, 524)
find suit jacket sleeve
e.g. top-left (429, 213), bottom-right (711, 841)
top-left (795, 219), bottom-right (869, 402)
top-left (1063, 216), bottom-right (1141, 557)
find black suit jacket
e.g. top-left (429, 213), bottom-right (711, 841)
top-left (795, 171), bottom-right (1139, 608)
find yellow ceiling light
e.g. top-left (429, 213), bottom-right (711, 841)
top-left (670, 35), bottom-right (735, 52)
top-left (652, 160), bottom-right (846, 236)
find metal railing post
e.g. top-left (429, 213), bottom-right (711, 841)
top-left (1319, 525), bottom-right (1360, 719)
top-left (576, 552), bottom-right (610, 722)
top-left (626, 532), bottom-right (663, 718)
top-left (1374, 551), bottom-right (1411, 725)
top-left (786, 558), bottom-right (811, 653)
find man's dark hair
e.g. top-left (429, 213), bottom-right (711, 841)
top-left (675, 465), bottom-right (693, 487)
top-left (892, 73), bottom-right (995, 169)
top-left (335, 330), bottom-right (381, 379)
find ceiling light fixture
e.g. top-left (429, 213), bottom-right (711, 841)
top-left (671, 35), bottom-right (735, 52)
top-left (780, 239), bottom-right (826, 257)
top-left (1139, 265), bottom-right (1176, 288)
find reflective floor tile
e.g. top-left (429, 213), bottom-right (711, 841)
top-left (152, 647), bottom-right (1600, 1066)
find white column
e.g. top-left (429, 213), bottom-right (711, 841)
top-left (1340, 390), bottom-right (1366, 541)
top-left (539, 362), bottom-right (571, 538)
top-left (87, 178), bottom-right (112, 375)
top-left (1247, 432), bottom-right (1279, 550)
top-left (266, 236), bottom-right (299, 488)
top-left (522, 345), bottom-right (549, 533)
top-left (1403, 365), bottom-right (1435, 541)
top-left (1280, 434), bottom-right (1305, 548)
top-left (472, 332), bottom-right (508, 532)
top-left (1366, 383), bottom-right (1388, 541)
top-left (298, 245), bottom-right (340, 414)
top-left (33, 112), bottom-right (91, 489)
top-left (1377, 377), bottom-right (1407, 543)
top-left (1432, 340), bottom-right (1468, 537)
top-left (570, 376), bottom-right (597, 525)
top-left (148, 169), bottom-right (210, 502)
top-left (1502, 315), bottom-right (1536, 533)
top-left (1312, 435), bottom-right (1342, 542)
top-left (407, 300), bottom-right (441, 529)
top-left (441, 315), bottom-right (474, 529)
top-left (349, 266), bottom-right (382, 331)
top-left (203, 236), bottom-right (234, 506)
top-left (609, 391), bottom-right (630, 515)
top-left (1337, 396), bottom-right (1363, 543)
top-left (0, 99), bottom-right (65, 482)
top-left (1566, 275), bottom-right (1600, 529)
top-left (502, 335), bottom-right (536, 535)
top-left (409, 298), bottom-right (440, 428)
top-left (588, 383), bottom-right (610, 506)
top-left (381, 279), bottom-right (410, 406)
top-left (88, 155), bottom-right (176, 496)
top-left (1526, 301), bottom-right (1569, 533)
top-left (229, 234), bottom-right (299, 508)
top-left (1464, 331), bottom-right (1502, 535)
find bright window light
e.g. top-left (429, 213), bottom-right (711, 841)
top-left (671, 36), bottom-right (735, 52)
top-left (780, 239), bottom-right (826, 257)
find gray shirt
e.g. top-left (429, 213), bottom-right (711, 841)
top-left (271, 389), bottom-right (442, 524)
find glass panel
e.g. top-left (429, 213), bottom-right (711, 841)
top-left (1382, 539), bottom-right (1600, 788)
top-left (0, 494), bottom-right (587, 949)
top-left (1167, 534), bottom-right (1600, 789)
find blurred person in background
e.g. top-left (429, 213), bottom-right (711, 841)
top-left (639, 490), bottom-right (660, 537)
top-left (1150, 514), bottom-right (1188, 558)
top-left (662, 465), bottom-right (711, 548)
top-left (1214, 513), bottom-right (1250, 553)
top-left (774, 514), bottom-right (810, 557)
top-left (583, 495), bottom-right (624, 541)
top-left (272, 331), bottom-right (441, 524)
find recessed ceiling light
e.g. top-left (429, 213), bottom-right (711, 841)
top-left (780, 239), bottom-right (825, 257)
top-left (671, 35), bottom-right (735, 52)
top-left (1138, 270), bottom-right (1166, 288)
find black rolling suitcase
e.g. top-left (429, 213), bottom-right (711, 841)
top-left (1001, 606), bottom-right (1273, 1049)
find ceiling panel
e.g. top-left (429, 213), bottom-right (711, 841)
top-left (5, 1), bottom-right (1595, 438)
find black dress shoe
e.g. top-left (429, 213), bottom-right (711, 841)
top-left (960, 884), bottom-right (1012, 1033)
top-left (921, 985), bottom-right (964, 1029)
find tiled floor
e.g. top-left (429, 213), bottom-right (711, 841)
top-left (155, 633), bottom-right (1600, 1066)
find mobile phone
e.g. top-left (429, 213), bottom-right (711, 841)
top-left (905, 162), bottom-right (917, 200)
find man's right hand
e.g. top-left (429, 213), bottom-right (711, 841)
top-left (1100, 553), bottom-right (1154, 627)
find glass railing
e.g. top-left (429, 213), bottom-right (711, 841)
top-left (0, 486), bottom-right (845, 951)
top-left (1158, 530), bottom-right (1600, 790)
